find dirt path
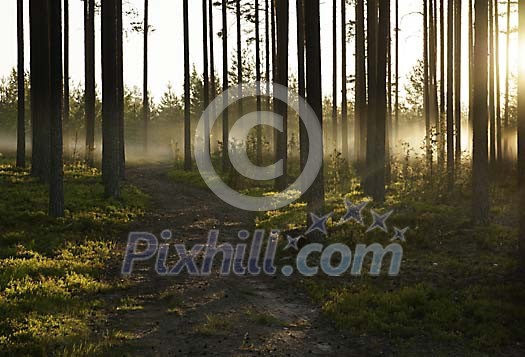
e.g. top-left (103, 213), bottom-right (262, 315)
top-left (103, 165), bottom-right (369, 356)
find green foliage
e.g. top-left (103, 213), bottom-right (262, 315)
top-left (0, 163), bottom-right (147, 354)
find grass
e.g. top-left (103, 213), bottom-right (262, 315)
top-left (256, 157), bottom-right (525, 353)
top-left (192, 313), bottom-right (233, 336)
top-left (0, 162), bottom-right (147, 355)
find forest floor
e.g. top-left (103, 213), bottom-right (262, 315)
top-left (102, 165), bottom-right (372, 356)
top-left (2, 160), bottom-right (525, 356)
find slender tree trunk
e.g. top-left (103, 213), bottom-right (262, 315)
top-left (468, 0), bottom-right (474, 148)
top-left (64, 0), bottom-right (70, 159)
top-left (424, 0), bottom-right (431, 170)
top-left (203, 0), bottom-right (210, 156)
top-left (518, 0), bottom-right (525, 265)
top-left (304, 0), bottom-right (325, 215)
top-left (29, 0), bottom-right (51, 183)
top-left (116, 0), bottom-right (125, 178)
top-left (454, 0), bottom-right (462, 162)
top-left (265, 0), bottom-right (271, 145)
top-left (184, 0), bottom-right (191, 170)
top-left (365, 0), bottom-right (378, 196)
top-left (504, 0), bottom-right (511, 158)
top-left (209, 0), bottom-right (218, 154)
top-left (274, 0), bottom-right (289, 191)
top-left (236, 0), bottom-right (243, 122)
top-left (16, 0), bottom-right (25, 168)
top-left (472, 0), bottom-right (489, 224)
top-left (297, 0), bottom-right (307, 174)
top-left (394, 0), bottom-right (399, 148)
top-left (85, 0), bottom-right (95, 167)
top-left (256, 0), bottom-right (263, 165)
top-left (495, 0), bottom-right (502, 163)
top-left (222, 0), bottom-right (229, 172)
top-left (355, 0), bottom-right (367, 163)
top-left (439, 0), bottom-right (445, 166)
top-left (489, 0), bottom-right (496, 163)
top-left (386, 0), bottom-right (392, 182)
top-left (101, 0), bottom-right (121, 198)
top-left (332, 0), bottom-right (338, 153)
top-left (341, 0), bottom-right (349, 162)
top-left (446, 0), bottom-right (454, 187)
top-left (49, 0), bottom-right (64, 217)
top-left (271, 0), bottom-right (276, 153)
top-left (143, 0), bottom-right (149, 154)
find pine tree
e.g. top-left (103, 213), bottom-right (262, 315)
top-left (16, 0), bottom-right (25, 168)
top-left (84, 0), bottom-right (96, 167)
top-left (472, 0), bottom-right (489, 224)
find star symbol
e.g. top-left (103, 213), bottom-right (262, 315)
top-left (284, 235), bottom-right (303, 250)
top-left (305, 212), bottom-right (333, 236)
top-left (366, 209), bottom-right (393, 233)
top-left (391, 227), bottom-right (409, 242)
top-left (340, 200), bottom-right (368, 225)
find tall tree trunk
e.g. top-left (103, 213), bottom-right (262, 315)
top-left (424, 0), bottom-right (431, 170)
top-left (355, 0), bottom-right (367, 163)
top-left (504, 0), bottom-right (511, 158)
top-left (469, 0), bottom-right (474, 148)
top-left (29, 0), bottom-right (51, 183)
top-left (209, 0), bottom-right (217, 153)
top-left (489, 0), bottom-right (496, 163)
top-left (304, 0), bottom-right (325, 215)
top-left (332, 0), bottom-right (338, 153)
top-left (454, 0), bottom-right (462, 162)
top-left (256, 0), bottom-right (263, 165)
top-left (365, 0), bottom-right (378, 196)
top-left (265, 0), bottom-right (271, 146)
top-left (446, 0), bottom-right (454, 187)
top-left (495, 0), bottom-right (502, 163)
top-left (203, 0), bottom-right (210, 156)
top-left (64, 0), bottom-right (70, 159)
top-left (341, 0), bottom-right (349, 162)
top-left (85, 0), bottom-right (96, 167)
top-left (271, 0), bottom-right (276, 153)
top-left (101, 0), bottom-right (121, 198)
top-left (297, 0), bottom-right (307, 173)
top-left (439, 0), bottom-right (445, 166)
top-left (184, 0), bottom-right (191, 170)
top-left (472, 0), bottom-right (489, 224)
top-left (518, 0), bottom-right (525, 265)
top-left (16, 0), bottom-right (25, 168)
top-left (236, 0), bottom-right (243, 122)
top-left (274, 0), bottom-right (289, 191)
top-left (116, 0), bottom-right (125, 178)
top-left (221, 0), bottom-right (229, 172)
top-left (374, 0), bottom-right (388, 202)
top-left (49, 0), bottom-right (64, 217)
top-left (143, 0), bottom-right (149, 154)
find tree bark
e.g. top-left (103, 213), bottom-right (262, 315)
top-left (424, 0), bottom-right (431, 169)
top-left (184, 0), bottom-right (191, 170)
top-left (297, 0), bottom-right (307, 175)
top-left (85, 0), bottom-right (96, 167)
top-left (117, 0), bottom-right (125, 178)
top-left (274, 0), bottom-right (289, 191)
top-left (489, 0), bottom-right (496, 164)
top-left (495, 0), bottom-right (502, 163)
top-left (355, 0), bottom-right (367, 163)
top-left (332, 0), bottom-right (338, 153)
top-left (203, 0), bottom-right (210, 156)
top-left (446, 0), bottom-right (454, 187)
top-left (256, 0), bottom-right (263, 165)
top-left (472, 0), bottom-right (489, 224)
top-left (518, 0), bottom-right (525, 265)
top-left (101, 0), bottom-right (121, 198)
top-left (16, 0), bottom-right (25, 168)
top-left (341, 0), bottom-right (349, 162)
top-left (143, 0), bottom-right (149, 154)
top-left (304, 0), bottom-right (325, 214)
top-left (222, 0), bottom-right (229, 172)
top-left (49, 0), bottom-right (64, 217)
top-left (454, 0), bottom-right (462, 163)
top-left (504, 0), bottom-right (511, 158)
top-left (64, 0), bottom-right (70, 158)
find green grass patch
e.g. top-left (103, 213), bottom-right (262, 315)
top-left (0, 162), bottom-right (147, 355)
